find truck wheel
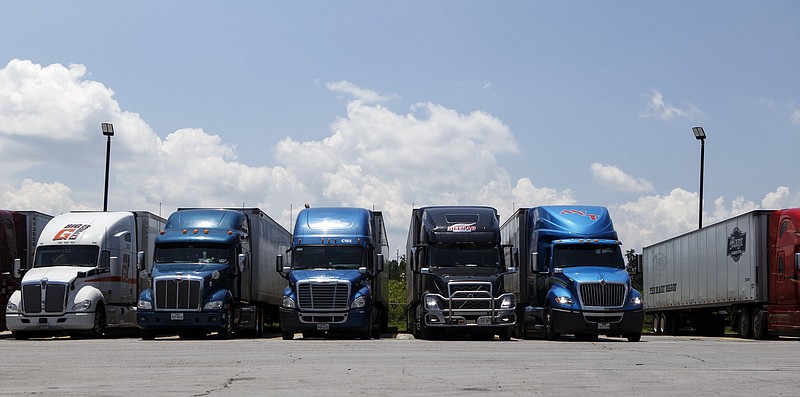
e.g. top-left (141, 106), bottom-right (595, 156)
top-left (625, 333), bottom-right (642, 342)
top-left (140, 329), bottom-right (156, 340)
top-left (574, 333), bottom-right (598, 342)
top-left (12, 331), bottom-right (31, 340)
top-left (281, 329), bottom-right (295, 340)
top-left (752, 308), bottom-right (768, 340)
top-left (253, 308), bottom-right (264, 338)
top-left (217, 304), bottom-right (234, 340)
top-left (738, 308), bottom-right (752, 339)
top-left (498, 327), bottom-right (512, 341)
top-left (90, 303), bottom-right (107, 338)
top-left (545, 307), bottom-right (560, 341)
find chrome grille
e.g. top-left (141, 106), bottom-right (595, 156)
top-left (297, 282), bottom-right (350, 310)
top-left (22, 283), bottom-right (68, 314)
top-left (579, 282), bottom-right (626, 307)
top-left (155, 278), bottom-right (202, 310)
top-left (448, 282), bottom-right (493, 310)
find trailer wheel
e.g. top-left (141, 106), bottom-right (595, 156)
top-left (253, 308), bottom-right (264, 338)
top-left (752, 308), bottom-right (768, 340)
top-left (737, 308), bottom-right (752, 339)
top-left (652, 313), bottom-right (662, 335)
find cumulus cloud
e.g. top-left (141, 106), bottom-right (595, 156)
top-left (641, 88), bottom-right (701, 120)
top-left (590, 163), bottom-right (655, 193)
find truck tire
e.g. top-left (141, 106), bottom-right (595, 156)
top-left (625, 333), bottom-right (642, 342)
top-left (253, 308), bottom-right (264, 338)
top-left (90, 303), bottom-right (106, 338)
top-left (752, 308), bottom-right (768, 340)
top-left (738, 308), bottom-right (752, 339)
top-left (140, 329), bottom-right (156, 340)
top-left (652, 313), bottom-right (662, 335)
top-left (281, 329), bottom-right (295, 340)
top-left (545, 307), bottom-right (560, 341)
top-left (498, 327), bottom-right (512, 341)
top-left (217, 304), bottom-right (234, 340)
top-left (12, 331), bottom-right (31, 340)
top-left (574, 333), bottom-right (598, 342)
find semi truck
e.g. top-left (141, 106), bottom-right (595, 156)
top-left (137, 208), bottom-right (291, 339)
top-left (643, 208), bottom-right (800, 339)
top-left (501, 206), bottom-right (643, 341)
top-left (1, 210), bottom-right (53, 330)
top-left (277, 207), bottom-right (389, 340)
top-left (406, 206), bottom-right (516, 340)
top-left (5, 211), bottom-right (164, 339)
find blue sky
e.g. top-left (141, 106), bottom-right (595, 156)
top-left (1, 1), bottom-right (798, 254)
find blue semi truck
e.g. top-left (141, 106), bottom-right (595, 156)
top-left (406, 206), bottom-right (517, 340)
top-left (501, 205), bottom-right (643, 341)
top-left (277, 207), bottom-right (389, 340)
top-left (137, 208), bottom-right (291, 339)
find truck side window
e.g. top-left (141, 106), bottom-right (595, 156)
top-left (780, 220), bottom-right (789, 238)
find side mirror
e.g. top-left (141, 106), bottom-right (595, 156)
top-left (137, 251), bottom-right (145, 271)
top-left (359, 266), bottom-right (368, 274)
top-left (531, 252), bottom-right (540, 273)
top-left (238, 253), bottom-right (247, 273)
top-left (277, 255), bottom-right (290, 278)
top-left (376, 254), bottom-right (385, 273)
top-left (795, 253), bottom-right (800, 272)
top-left (13, 258), bottom-right (22, 278)
top-left (503, 244), bottom-right (517, 273)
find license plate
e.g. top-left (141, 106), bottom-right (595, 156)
top-left (170, 313), bottom-right (184, 321)
top-left (477, 317), bottom-right (492, 326)
top-left (316, 323), bottom-right (330, 331)
top-left (598, 322), bottom-right (610, 330)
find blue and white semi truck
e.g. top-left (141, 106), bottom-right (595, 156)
top-left (406, 206), bottom-right (517, 340)
top-left (137, 208), bottom-right (291, 339)
top-left (277, 207), bottom-right (389, 340)
top-left (501, 206), bottom-right (643, 341)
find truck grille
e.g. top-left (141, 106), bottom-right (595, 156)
top-left (297, 282), bottom-right (350, 310)
top-left (22, 283), bottom-right (68, 314)
top-left (579, 282), bottom-right (626, 307)
top-left (154, 278), bottom-right (202, 310)
top-left (448, 282), bottom-right (493, 310)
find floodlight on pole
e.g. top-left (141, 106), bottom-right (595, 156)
top-left (692, 127), bottom-right (706, 229)
top-left (101, 123), bottom-right (114, 212)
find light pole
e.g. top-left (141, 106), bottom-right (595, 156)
top-left (101, 123), bottom-right (114, 212)
top-left (692, 127), bottom-right (706, 229)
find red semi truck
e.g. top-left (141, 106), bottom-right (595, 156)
top-left (643, 208), bottom-right (800, 339)
top-left (0, 211), bottom-right (53, 330)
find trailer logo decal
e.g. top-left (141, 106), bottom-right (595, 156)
top-left (727, 227), bottom-right (747, 262)
top-left (447, 223), bottom-right (477, 232)
top-left (53, 224), bottom-right (91, 241)
top-left (559, 209), bottom-right (598, 221)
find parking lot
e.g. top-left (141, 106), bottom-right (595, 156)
top-left (2, 331), bottom-right (799, 396)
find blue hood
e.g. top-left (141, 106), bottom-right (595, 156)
top-left (560, 266), bottom-right (630, 284)
top-left (152, 262), bottom-right (229, 279)
top-left (289, 269), bottom-right (364, 284)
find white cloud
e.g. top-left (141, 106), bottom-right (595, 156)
top-left (1, 179), bottom-right (78, 215)
top-left (326, 80), bottom-right (393, 104)
top-left (590, 163), bottom-right (655, 193)
top-left (641, 88), bottom-right (701, 120)
top-left (792, 108), bottom-right (800, 124)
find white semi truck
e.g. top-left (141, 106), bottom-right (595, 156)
top-left (5, 211), bottom-right (164, 339)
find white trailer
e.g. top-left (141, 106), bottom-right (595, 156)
top-left (6, 211), bottom-right (165, 339)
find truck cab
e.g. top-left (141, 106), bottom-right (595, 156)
top-left (277, 207), bottom-right (388, 340)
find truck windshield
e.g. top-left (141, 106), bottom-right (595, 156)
top-left (553, 244), bottom-right (624, 269)
top-left (428, 244), bottom-right (501, 268)
top-left (155, 244), bottom-right (231, 264)
top-left (34, 246), bottom-right (99, 268)
top-left (292, 246), bottom-right (366, 270)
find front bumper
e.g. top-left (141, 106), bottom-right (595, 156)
top-left (137, 310), bottom-right (230, 332)
top-left (550, 307), bottom-right (644, 335)
top-left (5, 312), bottom-right (95, 332)
top-left (280, 307), bottom-right (371, 334)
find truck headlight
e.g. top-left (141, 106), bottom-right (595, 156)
top-left (554, 296), bottom-right (574, 306)
top-left (281, 296), bottom-right (295, 308)
top-left (351, 296), bottom-right (366, 309)
top-left (72, 299), bottom-right (93, 311)
top-left (137, 300), bottom-right (152, 310)
top-left (6, 301), bottom-right (19, 313)
top-left (630, 296), bottom-right (642, 306)
top-left (500, 295), bottom-right (515, 309)
top-left (204, 300), bottom-right (225, 310)
top-left (424, 295), bottom-right (442, 310)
